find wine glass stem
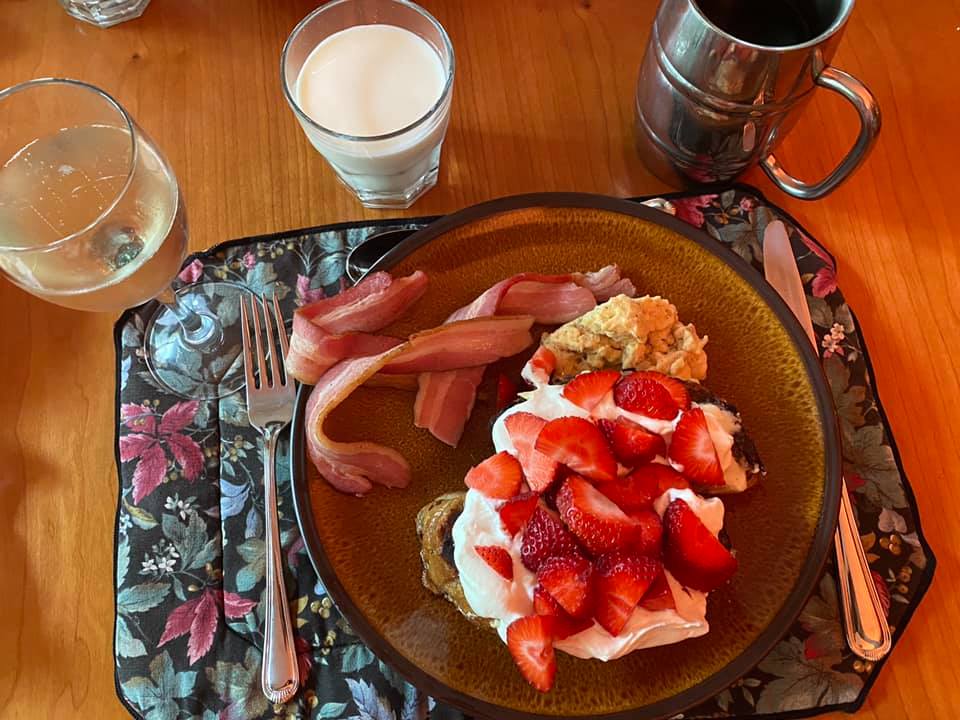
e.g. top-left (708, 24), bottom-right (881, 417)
top-left (156, 284), bottom-right (223, 349)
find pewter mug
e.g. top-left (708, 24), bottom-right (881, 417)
top-left (635, 0), bottom-right (880, 199)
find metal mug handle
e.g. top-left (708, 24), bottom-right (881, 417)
top-left (762, 66), bottom-right (881, 200)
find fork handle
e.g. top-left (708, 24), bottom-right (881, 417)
top-left (261, 424), bottom-right (299, 703)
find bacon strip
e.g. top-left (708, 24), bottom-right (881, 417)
top-left (286, 271), bottom-right (428, 384)
top-left (412, 366), bottom-right (486, 447)
top-left (287, 330), bottom-right (403, 385)
top-left (499, 281), bottom-right (596, 324)
top-left (304, 315), bottom-right (535, 494)
top-left (414, 266), bottom-right (635, 446)
top-left (573, 265), bottom-right (637, 300)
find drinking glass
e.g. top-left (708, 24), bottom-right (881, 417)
top-left (59, 0), bottom-right (151, 28)
top-left (0, 78), bottom-right (250, 399)
top-left (281, 0), bottom-right (455, 209)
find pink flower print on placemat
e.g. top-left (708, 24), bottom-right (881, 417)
top-left (119, 401), bottom-right (204, 503)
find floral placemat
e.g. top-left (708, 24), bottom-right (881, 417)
top-left (113, 185), bottom-right (935, 720)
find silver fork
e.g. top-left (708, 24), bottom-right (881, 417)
top-left (240, 293), bottom-right (299, 704)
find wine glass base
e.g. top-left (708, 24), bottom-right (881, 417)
top-left (145, 281), bottom-right (253, 400)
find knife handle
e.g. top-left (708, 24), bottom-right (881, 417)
top-left (833, 478), bottom-right (893, 661)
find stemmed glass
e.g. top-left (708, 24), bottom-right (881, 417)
top-left (0, 78), bottom-right (250, 399)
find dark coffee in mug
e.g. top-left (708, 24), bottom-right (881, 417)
top-left (694, 0), bottom-right (837, 46)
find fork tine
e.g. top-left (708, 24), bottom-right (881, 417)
top-left (250, 294), bottom-right (267, 389)
top-left (261, 292), bottom-right (281, 390)
top-left (240, 295), bottom-right (256, 392)
top-left (271, 293), bottom-right (290, 385)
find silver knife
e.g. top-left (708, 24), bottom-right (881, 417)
top-left (763, 220), bottom-right (892, 661)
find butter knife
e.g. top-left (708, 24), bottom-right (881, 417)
top-left (763, 220), bottom-right (892, 661)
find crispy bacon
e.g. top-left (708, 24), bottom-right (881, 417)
top-left (286, 271), bottom-right (428, 384)
top-left (304, 316), bottom-right (535, 494)
top-left (414, 266), bottom-right (634, 446)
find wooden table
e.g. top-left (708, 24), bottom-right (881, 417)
top-left (1, 1), bottom-right (956, 717)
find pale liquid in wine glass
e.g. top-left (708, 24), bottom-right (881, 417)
top-left (0, 124), bottom-right (186, 312)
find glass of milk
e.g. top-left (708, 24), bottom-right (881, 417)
top-left (281, 0), bottom-right (455, 209)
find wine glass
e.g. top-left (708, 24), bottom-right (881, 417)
top-left (0, 78), bottom-right (250, 400)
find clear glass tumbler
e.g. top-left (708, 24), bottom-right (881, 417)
top-left (281, 0), bottom-right (455, 209)
top-left (59, 0), bottom-right (151, 28)
top-left (0, 78), bottom-right (250, 400)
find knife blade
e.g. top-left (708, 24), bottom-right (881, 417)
top-left (763, 220), bottom-right (891, 661)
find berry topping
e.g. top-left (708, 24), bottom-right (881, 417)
top-left (499, 492), bottom-right (540, 536)
top-left (667, 408), bottom-right (724, 487)
top-left (663, 498), bottom-right (738, 592)
top-left (596, 417), bottom-right (666, 466)
top-left (505, 412), bottom-right (560, 492)
top-left (537, 553), bottom-right (594, 618)
top-left (562, 370), bottom-right (620, 412)
top-left (535, 416), bottom-right (617, 483)
top-left (506, 615), bottom-right (556, 692)
top-left (613, 372), bottom-right (680, 420)
top-left (520, 506), bottom-right (581, 572)
top-left (556, 475), bottom-right (641, 556)
top-left (593, 552), bottom-right (661, 636)
top-left (475, 545), bottom-right (513, 580)
top-left (464, 451), bottom-right (523, 499)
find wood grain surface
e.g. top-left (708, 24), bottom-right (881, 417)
top-left (0, 1), bottom-right (957, 718)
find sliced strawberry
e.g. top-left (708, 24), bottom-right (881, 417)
top-left (596, 417), bottom-right (666, 466)
top-left (594, 552), bottom-right (661, 636)
top-left (533, 585), bottom-right (564, 617)
top-left (499, 492), bottom-right (540, 536)
top-left (613, 372), bottom-right (680, 420)
top-left (628, 463), bottom-right (691, 496)
top-left (562, 370), bottom-right (620, 412)
top-left (534, 416), bottom-right (617, 482)
top-left (663, 499), bottom-right (738, 592)
top-left (464, 451), bottom-right (523, 499)
top-left (521, 506), bottom-right (581, 571)
top-left (505, 412), bottom-right (560, 492)
top-left (537, 553), bottom-right (593, 618)
top-left (596, 469), bottom-right (660, 513)
top-left (667, 408), bottom-right (724, 486)
top-left (506, 615), bottom-right (556, 692)
top-left (545, 614), bottom-right (593, 640)
top-left (496, 373), bottom-right (519, 412)
top-left (627, 509), bottom-right (663, 556)
top-left (639, 568), bottom-right (676, 611)
top-left (533, 586), bottom-right (592, 639)
top-left (475, 545), bottom-right (513, 580)
top-left (556, 475), bottom-right (641, 556)
top-left (644, 372), bottom-right (691, 410)
top-left (523, 345), bottom-right (557, 386)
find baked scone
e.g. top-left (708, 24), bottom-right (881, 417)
top-left (542, 295), bottom-right (708, 382)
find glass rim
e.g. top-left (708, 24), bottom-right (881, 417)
top-left (280, 0), bottom-right (456, 143)
top-left (0, 77), bottom-right (139, 254)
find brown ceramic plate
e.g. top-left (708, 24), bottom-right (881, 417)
top-left (290, 193), bottom-right (841, 719)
